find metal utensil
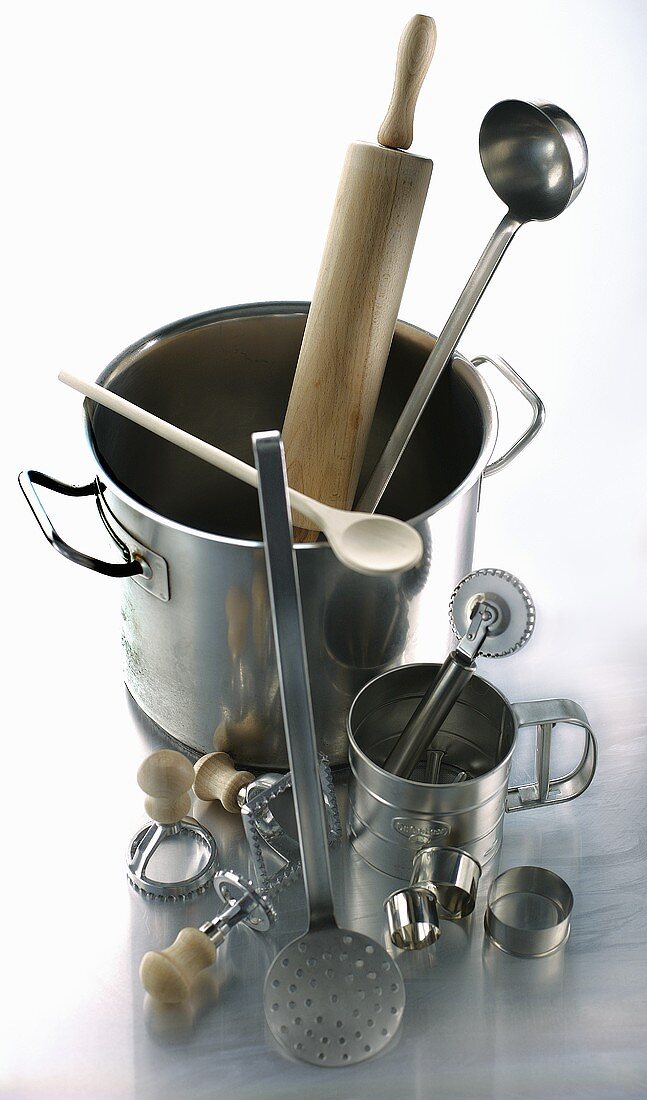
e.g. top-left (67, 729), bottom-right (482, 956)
top-left (255, 430), bottom-right (405, 1068)
top-left (384, 844), bottom-right (482, 950)
top-left (357, 100), bottom-right (587, 512)
top-left (383, 568), bottom-right (535, 778)
top-left (411, 846), bottom-right (482, 921)
top-left (384, 884), bottom-right (441, 951)
top-left (347, 665), bottom-right (597, 878)
top-left (140, 870), bottom-right (276, 1003)
top-left (241, 757), bottom-right (342, 895)
top-left (127, 750), bottom-right (219, 902)
top-left (484, 866), bottom-right (573, 957)
top-left (58, 371), bottom-right (423, 576)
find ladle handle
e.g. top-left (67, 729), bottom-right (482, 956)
top-left (253, 431), bottom-right (336, 927)
top-left (356, 210), bottom-right (521, 513)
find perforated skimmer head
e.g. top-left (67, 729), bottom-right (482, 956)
top-left (264, 927), bottom-right (405, 1067)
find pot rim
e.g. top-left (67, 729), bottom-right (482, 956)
top-left (84, 300), bottom-right (498, 549)
top-left (347, 662), bottom-right (517, 788)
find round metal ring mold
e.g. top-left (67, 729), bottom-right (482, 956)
top-left (484, 865), bottom-right (573, 957)
top-left (126, 817), bottom-right (219, 901)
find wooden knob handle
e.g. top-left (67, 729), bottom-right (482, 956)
top-left (378, 15), bottom-right (436, 150)
top-left (193, 751), bottom-right (255, 812)
top-left (142, 792), bottom-right (192, 823)
top-left (137, 749), bottom-right (194, 824)
top-left (140, 927), bottom-right (217, 1004)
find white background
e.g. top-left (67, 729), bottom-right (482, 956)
top-left (2, 0), bottom-right (646, 1093)
top-left (5, 0), bottom-right (645, 734)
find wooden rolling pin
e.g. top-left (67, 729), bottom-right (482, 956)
top-left (282, 14), bottom-right (436, 540)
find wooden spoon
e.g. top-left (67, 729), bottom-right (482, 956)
top-left (58, 371), bottom-right (422, 576)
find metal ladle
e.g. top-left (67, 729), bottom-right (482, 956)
top-left (255, 431), bottom-right (405, 1067)
top-left (357, 100), bottom-right (589, 512)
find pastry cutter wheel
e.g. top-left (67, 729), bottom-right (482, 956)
top-left (384, 568), bottom-right (535, 778)
top-left (127, 749), bottom-right (219, 902)
top-left (255, 431), bottom-right (405, 1068)
top-left (140, 869), bottom-right (276, 1003)
top-left (241, 759), bottom-right (342, 894)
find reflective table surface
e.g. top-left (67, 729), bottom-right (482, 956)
top-left (5, 1), bottom-right (647, 1095)
top-left (4, 664), bottom-right (645, 1099)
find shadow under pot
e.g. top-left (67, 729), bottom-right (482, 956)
top-left (347, 663), bottom-right (597, 880)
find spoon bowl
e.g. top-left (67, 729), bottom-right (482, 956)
top-left (479, 100), bottom-right (588, 222)
top-left (318, 509), bottom-right (423, 575)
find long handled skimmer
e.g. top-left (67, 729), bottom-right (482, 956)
top-left (255, 430), bottom-right (405, 1067)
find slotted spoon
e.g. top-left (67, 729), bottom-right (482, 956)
top-left (254, 430), bottom-right (405, 1067)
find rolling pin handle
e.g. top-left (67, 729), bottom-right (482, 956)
top-left (378, 14), bottom-right (437, 150)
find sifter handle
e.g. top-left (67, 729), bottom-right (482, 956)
top-left (378, 14), bottom-right (437, 150)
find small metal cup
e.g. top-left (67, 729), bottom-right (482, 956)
top-left (384, 885), bottom-right (441, 950)
top-left (413, 846), bottom-right (482, 920)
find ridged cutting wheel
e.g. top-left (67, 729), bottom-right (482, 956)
top-left (449, 568), bottom-right (535, 658)
top-left (214, 869), bottom-right (276, 932)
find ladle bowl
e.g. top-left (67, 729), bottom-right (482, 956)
top-left (479, 100), bottom-right (588, 222)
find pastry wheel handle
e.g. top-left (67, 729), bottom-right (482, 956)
top-left (383, 649), bottom-right (476, 777)
top-left (253, 430), bottom-right (335, 927)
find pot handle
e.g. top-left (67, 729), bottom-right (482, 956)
top-left (472, 353), bottom-right (545, 477)
top-left (18, 469), bottom-right (145, 578)
top-left (505, 698), bottom-right (597, 813)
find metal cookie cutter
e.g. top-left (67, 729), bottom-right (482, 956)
top-left (484, 866), bottom-right (573, 957)
top-left (385, 845), bottom-right (482, 949)
top-left (384, 882), bottom-right (441, 951)
top-left (413, 846), bottom-right (482, 920)
top-left (240, 755), bottom-right (342, 894)
top-left (127, 749), bottom-right (219, 902)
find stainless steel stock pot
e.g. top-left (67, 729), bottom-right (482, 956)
top-left (347, 664), bottom-right (597, 878)
top-left (20, 302), bottom-right (543, 767)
